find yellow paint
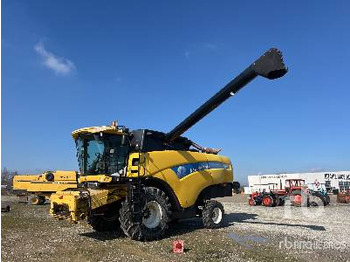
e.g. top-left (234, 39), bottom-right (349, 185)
top-left (79, 175), bottom-right (112, 183)
top-left (50, 186), bottom-right (126, 222)
top-left (127, 150), bottom-right (233, 208)
top-left (12, 170), bottom-right (78, 194)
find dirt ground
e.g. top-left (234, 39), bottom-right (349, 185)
top-left (1, 194), bottom-right (350, 262)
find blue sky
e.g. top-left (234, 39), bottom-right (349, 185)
top-left (2, 1), bottom-right (350, 183)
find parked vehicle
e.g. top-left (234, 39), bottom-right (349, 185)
top-left (249, 179), bottom-right (330, 207)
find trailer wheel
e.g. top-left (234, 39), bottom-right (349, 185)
top-left (2, 205), bottom-right (11, 212)
top-left (88, 203), bottom-right (121, 232)
top-left (45, 172), bottom-right (54, 181)
top-left (202, 200), bottom-right (225, 228)
top-left (30, 196), bottom-right (40, 205)
top-left (119, 187), bottom-right (171, 241)
top-left (38, 196), bottom-right (46, 205)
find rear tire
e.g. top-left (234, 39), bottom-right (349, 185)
top-left (202, 200), bottom-right (225, 228)
top-left (290, 190), bottom-right (309, 207)
top-left (119, 187), bottom-right (171, 241)
top-left (262, 195), bottom-right (275, 207)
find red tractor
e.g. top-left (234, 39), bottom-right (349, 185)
top-left (255, 179), bottom-right (328, 207)
top-left (261, 189), bottom-right (286, 207)
top-left (248, 191), bottom-right (263, 206)
top-left (248, 189), bottom-right (284, 207)
top-left (284, 179), bottom-right (309, 206)
top-left (257, 179), bottom-right (306, 207)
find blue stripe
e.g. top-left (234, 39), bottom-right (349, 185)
top-left (171, 161), bottom-right (229, 180)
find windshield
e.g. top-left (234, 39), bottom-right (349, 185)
top-left (75, 133), bottom-right (129, 175)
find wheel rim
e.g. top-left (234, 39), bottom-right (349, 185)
top-left (143, 201), bottom-right (163, 229)
top-left (31, 197), bottom-right (39, 205)
top-left (293, 194), bottom-right (302, 205)
top-left (263, 197), bottom-right (272, 206)
top-left (212, 207), bottom-right (223, 224)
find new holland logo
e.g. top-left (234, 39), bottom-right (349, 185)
top-left (172, 162), bottom-right (229, 179)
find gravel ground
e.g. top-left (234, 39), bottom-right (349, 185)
top-left (1, 194), bottom-right (350, 262)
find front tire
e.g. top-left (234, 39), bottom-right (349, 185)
top-left (248, 198), bottom-right (256, 206)
top-left (309, 192), bottom-right (326, 207)
top-left (202, 200), bottom-right (225, 228)
top-left (119, 187), bottom-right (171, 241)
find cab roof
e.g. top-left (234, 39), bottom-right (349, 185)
top-left (72, 125), bottom-right (125, 139)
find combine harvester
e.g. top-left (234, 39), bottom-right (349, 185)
top-left (50, 48), bottom-right (288, 241)
top-left (12, 171), bottom-right (78, 205)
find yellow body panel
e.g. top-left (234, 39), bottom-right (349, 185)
top-left (209, 155), bottom-right (233, 185)
top-left (12, 170), bottom-right (78, 193)
top-left (79, 175), bottom-right (112, 183)
top-left (21, 182), bottom-right (78, 193)
top-left (127, 150), bottom-right (233, 208)
top-left (50, 191), bottom-right (82, 221)
top-left (50, 187), bottom-right (125, 221)
top-left (48, 170), bottom-right (77, 182)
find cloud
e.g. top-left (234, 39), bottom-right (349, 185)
top-left (203, 43), bottom-right (218, 51)
top-left (310, 167), bottom-right (325, 173)
top-left (184, 42), bottom-right (219, 59)
top-left (34, 42), bottom-right (76, 75)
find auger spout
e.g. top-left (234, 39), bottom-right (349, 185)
top-left (165, 48), bottom-right (288, 142)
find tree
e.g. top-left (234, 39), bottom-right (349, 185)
top-left (1, 167), bottom-right (9, 185)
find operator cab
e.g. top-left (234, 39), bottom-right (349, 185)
top-left (72, 123), bottom-right (130, 176)
top-left (75, 133), bottom-right (129, 176)
top-left (72, 123), bottom-right (218, 178)
top-left (285, 179), bottom-right (305, 190)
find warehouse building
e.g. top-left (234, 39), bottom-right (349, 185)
top-left (245, 171), bottom-right (350, 194)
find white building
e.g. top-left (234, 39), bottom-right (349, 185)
top-left (245, 171), bottom-right (350, 194)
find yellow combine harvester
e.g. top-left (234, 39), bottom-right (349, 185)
top-left (12, 171), bottom-right (78, 205)
top-left (50, 48), bottom-right (288, 240)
